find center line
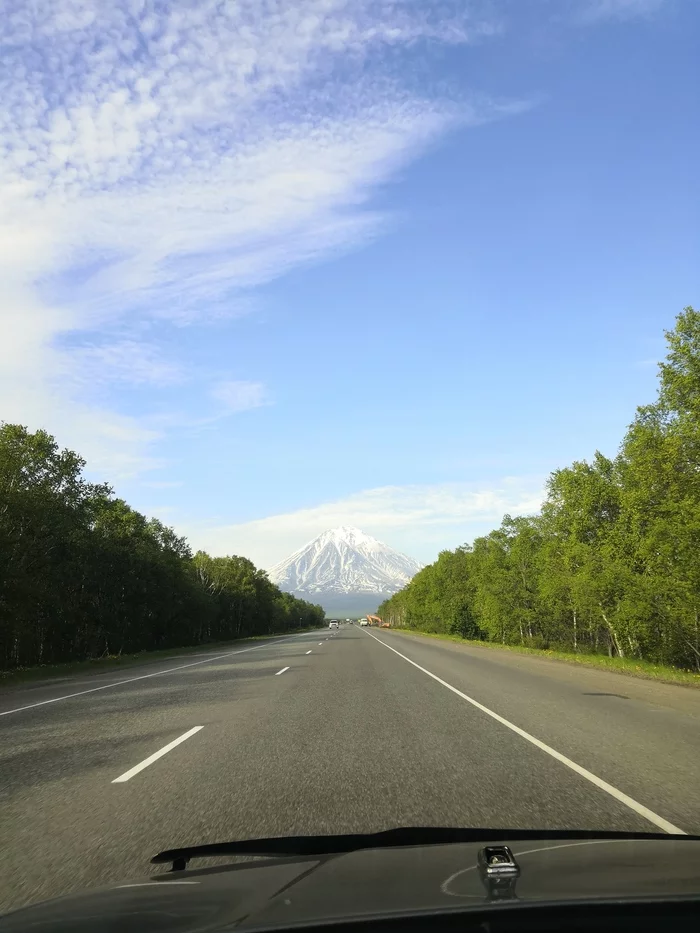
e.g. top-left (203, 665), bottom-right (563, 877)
top-left (275, 666), bottom-right (290, 675)
top-left (112, 726), bottom-right (202, 783)
top-left (306, 650), bottom-right (312, 655)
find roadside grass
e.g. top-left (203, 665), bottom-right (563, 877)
top-left (0, 628), bottom-right (322, 688)
top-left (387, 628), bottom-right (700, 688)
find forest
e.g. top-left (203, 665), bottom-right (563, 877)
top-left (379, 308), bottom-right (700, 672)
top-left (0, 427), bottom-right (325, 671)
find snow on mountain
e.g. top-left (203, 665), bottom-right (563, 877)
top-left (268, 526), bottom-right (422, 599)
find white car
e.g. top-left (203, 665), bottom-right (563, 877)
top-left (328, 620), bottom-right (339, 630)
top-left (359, 618), bottom-right (368, 627)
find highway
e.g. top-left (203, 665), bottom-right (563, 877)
top-left (1, 625), bottom-right (699, 912)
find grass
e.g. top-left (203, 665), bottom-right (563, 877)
top-left (0, 627), bottom-right (322, 689)
top-left (388, 628), bottom-right (700, 688)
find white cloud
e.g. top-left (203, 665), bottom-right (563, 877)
top-left (182, 476), bottom-right (547, 568)
top-left (0, 0), bottom-right (502, 474)
top-left (66, 340), bottom-right (185, 387)
top-left (211, 380), bottom-right (269, 413)
top-left (572, 0), bottom-right (666, 23)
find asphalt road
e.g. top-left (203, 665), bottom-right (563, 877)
top-left (1, 625), bottom-right (699, 912)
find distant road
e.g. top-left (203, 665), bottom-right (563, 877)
top-left (1, 626), bottom-right (699, 912)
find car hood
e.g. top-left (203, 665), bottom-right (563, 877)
top-left (2, 836), bottom-right (699, 932)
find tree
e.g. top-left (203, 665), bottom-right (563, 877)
top-left (0, 424), bottom-right (324, 671)
top-left (380, 308), bottom-right (700, 672)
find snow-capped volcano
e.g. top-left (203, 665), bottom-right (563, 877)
top-left (268, 526), bottom-right (422, 611)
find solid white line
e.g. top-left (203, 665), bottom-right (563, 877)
top-left (118, 882), bottom-right (200, 887)
top-left (275, 667), bottom-right (290, 675)
top-left (364, 631), bottom-right (686, 836)
top-left (112, 726), bottom-right (203, 783)
top-left (1, 634), bottom-right (307, 717)
top-left (319, 643), bottom-right (323, 646)
top-left (306, 650), bottom-right (312, 655)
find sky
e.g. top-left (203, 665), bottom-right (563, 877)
top-left (1, 0), bottom-right (698, 568)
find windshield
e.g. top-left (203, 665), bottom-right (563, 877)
top-left (0, 0), bottom-right (699, 917)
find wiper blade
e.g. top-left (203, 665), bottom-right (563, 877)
top-left (152, 826), bottom-right (689, 872)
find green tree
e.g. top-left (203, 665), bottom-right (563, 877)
top-left (0, 424), bottom-right (323, 671)
top-left (380, 308), bottom-right (700, 672)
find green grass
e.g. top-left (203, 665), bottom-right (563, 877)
top-left (388, 628), bottom-right (700, 688)
top-left (0, 627), bottom-right (322, 688)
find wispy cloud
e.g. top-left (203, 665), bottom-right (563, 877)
top-left (65, 339), bottom-right (185, 387)
top-left (0, 0), bottom-right (504, 472)
top-left (183, 476), bottom-right (547, 567)
top-left (571, 0), bottom-right (666, 23)
top-left (211, 380), bottom-right (269, 413)
top-left (2, 1), bottom-right (656, 477)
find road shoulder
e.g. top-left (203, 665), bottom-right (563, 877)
top-left (384, 629), bottom-right (700, 719)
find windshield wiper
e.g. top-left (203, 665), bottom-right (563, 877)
top-left (152, 826), bottom-right (690, 871)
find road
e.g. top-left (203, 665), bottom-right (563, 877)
top-left (1, 625), bottom-right (699, 912)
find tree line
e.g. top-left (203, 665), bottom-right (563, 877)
top-left (0, 425), bottom-right (325, 671)
top-left (379, 307), bottom-right (700, 672)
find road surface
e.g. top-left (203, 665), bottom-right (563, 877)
top-left (1, 625), bottom-right (699, 911)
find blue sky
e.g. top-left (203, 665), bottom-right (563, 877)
top-left (1, 0), bottom-right (698, 567)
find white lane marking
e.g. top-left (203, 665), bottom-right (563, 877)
top-left (112, 726), bottom-right (203, 783)
top-left (275, 667), bottom-right (290, 676)
top-left (1, 634), bottom-right (309, 717)
top-left (118, 882), bottom-right (200, 887)
top-left (306, 650), bottom-right (312, 655)
top-left (364, 631), bottom-right (686, 836)
top-left (318, 643), bottom-right (323, 646)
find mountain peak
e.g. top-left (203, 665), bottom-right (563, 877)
top-left (268, 526), bottom-right (422, 609)
top-left (318, 526), bottom-right (381, 547)
top-left (322, 525), bottom-right (363, 539)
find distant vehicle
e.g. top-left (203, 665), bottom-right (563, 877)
top-left (328, 620), bottom-right (339, 629)
top-left (359, 618), bottom-right (368, 627)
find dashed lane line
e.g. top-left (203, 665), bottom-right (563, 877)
top-left (112, 726), bottom-right (203, 783)
top-left (1, 633), bottom-right (312, 717)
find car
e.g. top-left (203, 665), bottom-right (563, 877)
top-left (359, 618), bottom-right (368, 626)
top-left (7, 828), bottom-right (700, 933)
top-left (328, 620), bottom-right (339, 629)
